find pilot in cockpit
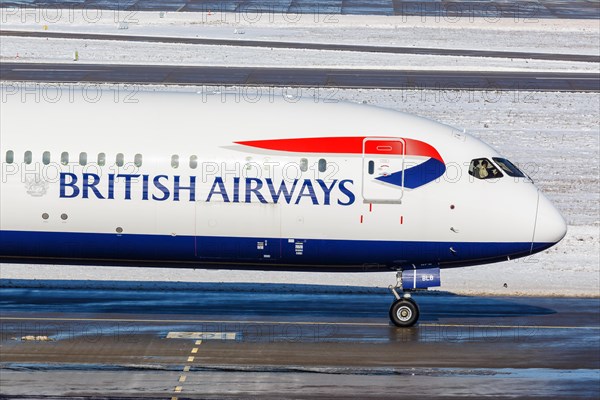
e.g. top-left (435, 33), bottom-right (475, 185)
top-left (471, 158), bottom-right (502, 180)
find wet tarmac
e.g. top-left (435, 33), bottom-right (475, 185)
top-left (1, 283), bottom-right (599, 399)
top-left (2, 62), bottom-right (599, 91)
top-left (0, 0), bottom-right (598, 19)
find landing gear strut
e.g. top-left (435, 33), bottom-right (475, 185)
top-left (388, 271), bottom-right (420, 327)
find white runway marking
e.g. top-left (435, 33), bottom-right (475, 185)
top-left (167, 331), bottom-right (238, 340)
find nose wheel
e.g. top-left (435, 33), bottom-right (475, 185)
top-left (388, 271), bottom-right (420, 327)
top-left (389, 297), bottom-right (420, 327)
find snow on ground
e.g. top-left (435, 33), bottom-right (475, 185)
top-left (1, 35), bottom-right (598, 72)
top-left (1, 10), bottom-right (599, 56)
top-left (1, 9), bottom-right (598, 72)
top-left (0, 84), bottom-right (598, 296)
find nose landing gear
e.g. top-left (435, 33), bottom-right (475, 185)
top-left (388, 269), bottom-right (432, 328)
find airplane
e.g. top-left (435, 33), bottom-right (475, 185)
top-left (0, 87), bottom-right (567, 327)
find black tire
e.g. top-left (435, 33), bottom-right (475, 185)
top-left (389, 298), bottom-right (420, 327)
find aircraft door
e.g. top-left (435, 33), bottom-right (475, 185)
top-left (362, 137), bottom-right (405, 203)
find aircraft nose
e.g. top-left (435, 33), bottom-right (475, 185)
top-left (532, 191), bottom-right (567, 253)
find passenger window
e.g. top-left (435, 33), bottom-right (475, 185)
top-left (116, 153), bottom-right (124, 167)
top-left (300, 158), bottom-right (308, 172)
top-left (61, 152), bottom-right (69, 165)
top-left (79, 152), bottom-right (87, 166)
top-left (171, 155), bottom-right (179, 169)
top-left (24, 150), bottom-right (32, 165)
top-left (6, 150), bottom-right (14, 164)
top-left (493, 158), bottom-right (526, 178)
top-left (318, 158), bottom-right (327, 173)
top-left (189, 155), bottom-right (198, 169)
top-left (42, 151), bottom-right (50, 165)
top-left (98, 153), bottom-right (106, 166)
top-left (368, 160), bottom-right (375, 175)
top-left (469, 158), bottom-right (503, 180)
top-left (134, 154), bottom-right (143, 167)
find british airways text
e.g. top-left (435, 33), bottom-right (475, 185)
top-left (59, 173), bottom-right (356, 206)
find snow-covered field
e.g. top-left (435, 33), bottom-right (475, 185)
top-left (1, 10), bottom-right (599, 72)
top-left (4, 35), bottom-right (598, 72)
top-left (0, 10), bottom-right (598, 296)
top-left (1, 9), bottom-right (599, 55)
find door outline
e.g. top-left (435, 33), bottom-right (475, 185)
top-left (361, 137), bottom-right (405, 203)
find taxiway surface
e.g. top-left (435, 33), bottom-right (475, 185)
top-left (1, 284), bottom-right (599, 399)
top-left (2, 62), bottom-right (599, 91)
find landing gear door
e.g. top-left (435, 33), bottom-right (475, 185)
top-left (362, 137), bottom-right (405, 203)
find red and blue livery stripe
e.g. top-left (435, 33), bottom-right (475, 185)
top-left (236, 136), bottom-right (446, 189)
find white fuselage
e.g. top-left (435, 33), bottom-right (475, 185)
top-left (0, 89), bottom-right (566, 271)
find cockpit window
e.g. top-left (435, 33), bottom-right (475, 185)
top-left (492, 158), bottom-right (526, 178)
top-left (469, 158), bottom-right (503, 180)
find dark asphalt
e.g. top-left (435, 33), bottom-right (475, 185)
top-left (1, 283), bottom-right (599, 399)
top-left (2, 30), bottom-right (598, 63)
top-left (2, 62), bottom-right (599, 91)
top-left (0, 0), bottom-right (598, 19)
